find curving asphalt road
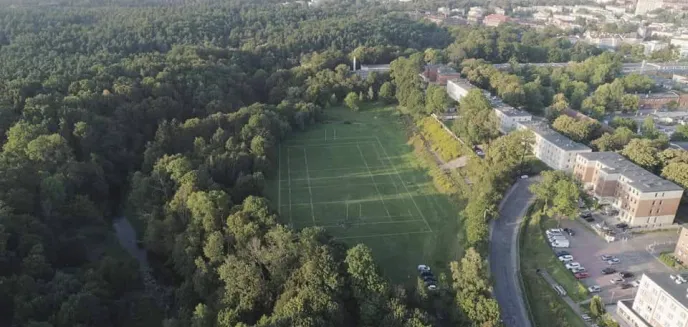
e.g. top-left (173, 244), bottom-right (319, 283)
top-left (490, 179), bottom-right (536, 327)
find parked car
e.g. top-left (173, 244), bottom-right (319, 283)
top-left (620, 283), bottom-right (633, 289)
top-left (575, 272), bottom-right (590, 279)
top-left (423, 276), bottom-right (437, 282)
top-left (546, 230), bottom-right (564, 236)
top-left (551, 241), bottom-right (570, 248)
top-left (520, 175), bottom-right (529, 179)
top-left (570, 267), bottom-right (587, 273)
top-left (580, 212), bottom-right (592, 219)
top-left (631, 280), bottom-right (641, 287)
top-left (556, 251), bottom-right (570, 256)
top-left (607, 258), bottom-right (620, 265)
top-left (547, 228), bottom-right (564, 235)
top-left (610, 277), bottom-right (625, 284)
top-left (619, 272), bottom-right (634, 278)
top-left (582, 314), bottom-right (592, 322)
top-left (615, 223), bottom-right (629, 229)
top-left (417, 265), bottom-right (431, 273)
top-left (588, 285), bottom-right (601, 293)
top-left (602, 268), bottom-right (617, 275)
top-left (584, 216), bottom-right (595, 222)
top-left (563, 228), bottom-right (575, 236)
top-left (420, 271), bottom-right (433, 278)
top-left (548, 235), bottom-right (568, 242)
top-left (565, 262), bottom-right (581, 269)
top-left (558, 255), bottom-right (574, 262)
top-left (427, 284), bottom-right (438, 291)
top-left (600, 255), bottom-right (613, 261)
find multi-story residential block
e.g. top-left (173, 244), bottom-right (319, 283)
top-left (420, 65), bottom-right (462, 86)
top-left (493, 105), bottom-right (532, 133)
top-left (516, 121), bottom-right (592, 172)
top-left (467, 7), bottom-right (486, 23)
top-left (674, 227), bottom-right (688, 264)
top-left (642, 40), bottom-right (669, 56)
top-left (617, 273), bottom-right (688, 327)
top-left (638, 92), bottom-right (681, 110)
top-left (483, 14), bottom-right (509, 27)
top-left (446, 79), bottom-right (475, 102)
top-left (635, 0), bottom-right (663, 15)
top-left (574, 152), bottom-right (683, 228)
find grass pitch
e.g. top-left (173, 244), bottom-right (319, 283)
top-left (265, 105), bottom-right (464, 282)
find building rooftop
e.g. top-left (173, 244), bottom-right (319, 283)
top-left (577, 152), bottom-right (684, 193)
top-left (518, 120), bottom-right (592, 151)
top-left (447, 78), bottom-right (476, 91)
top-left (639, 92), bottom-right (680, 99)
top-left (359, 64), bottom-right (390, 71)
top-left (494, 104), bottom-right (532, 118)
top-left (644, 273), bottom-right (688, 311)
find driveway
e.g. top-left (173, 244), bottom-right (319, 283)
top-left (490, 178), bottom-right (536, 327)
top-left (559, 219), bottom-right (678, 304)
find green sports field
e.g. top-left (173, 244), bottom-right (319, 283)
top-left (265, 105), bottom-right (464, 282)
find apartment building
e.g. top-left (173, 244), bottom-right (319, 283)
top-left (420, 65), bottom-right (462, 86)
top-left (674, 227), bottom-right (688, 264)
top-left (516, 121), bottom-right (592, 171)
top-left (617, 273), bottom-right (688, 327)
top-left (446, 79), bottom-right (476, 102)
top-left (635, 0), bottom-right (663, 15)
top-left (574, 152), bottom-right (683, 228)
top-left (638, 92), bottom-right (681, 110)
top-left (494, 105), bottom-right (532, 133)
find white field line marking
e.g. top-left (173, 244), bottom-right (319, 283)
top-left (371, 142), bottom-right (400, 193)
top-left (279, 172), bottom-right (394, 183)
top-left (375, 136), bottom-right (433, 233)
top-left (334, 230), bottom-right (433, 240)
top-left (287, 165), bottom-right (386, 174)
top-left (321, 218), bottom-right (424, 228)
top-left (287, 147), bottom-right (293, 226)
top-left (282, 137), bottom-right (375, 145)
top-left (302, 147), bottom-right (316, 225)
top-left (281, 181), bottom-right (400, 191)
top-left (357, 143), bottom-right (392, 220)
top-left (278, 145), bottom-right (281, 214)
top-left (285, 195), bottom-right (409, 207)
top-left (284, 141), bottom-right (375, 148)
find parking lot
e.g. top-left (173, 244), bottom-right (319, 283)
top-left (554, 218), bottom-right (679, 303)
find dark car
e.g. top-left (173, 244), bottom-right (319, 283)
top-left (563, 228), bottom-right (575, 236)
top-left (619, 272), bottom-right (634, 278)
top-left (602, 268), bottom-right (617, 275)
top-left (420, 271), bottom-right (433, 278)
top-left (556, 251), bottom-right (570, 256)
top-left (580, 212), bottom-right (592, 218)
top-left (615, 223), bottom-right (629, 229)
top-left (620, 283), bottom-right (633, 289)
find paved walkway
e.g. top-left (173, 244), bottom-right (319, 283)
top-left (539, 270), bottom-right (590, 326)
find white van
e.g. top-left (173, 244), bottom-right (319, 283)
top-left (548, 235), bottom-right (568, 241)
top-left (551, 241), bottom-right (570, 248)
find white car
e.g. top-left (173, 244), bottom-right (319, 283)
top-left (551, 242), bottom-right (570, 248)
top-left (548, 236), bottom-right (568, 242)
top-left (570, 267), bottom-right (587, 273)
top-left (606, 258), bottom-right (620, 265)
top-left (631, 280), bottom-right (640, 287)
top-left (610, 277), bottom-right (625, 284)
top-left (588, 285), bottom-right (601, 293)
top-left (417, 265), bottom-right (431, 273)
top-left (558, 255), bottom-right (574, 262)
top-left (547, 231), bottom-right (564, 237)
top-left (547, 228), bottom-right (564, 235)
top-left (565, 262), bottom-right (581, 269)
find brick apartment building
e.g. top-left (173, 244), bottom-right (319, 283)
top-left (574, 152), bottom-right (684, 228)
top-left (420, 65), bottom-right (462, 86)
top-left (674, 227), bottom-right (688, 264)
top-left (482, 14), bottom-right (509, 27)
top-left (638, 92), bottom-right (681, 110)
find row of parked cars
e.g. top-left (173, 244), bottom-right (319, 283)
top-left (546, 228), bottom-right (575, 248)
top-left (417, 265), bottom-right (438, 291)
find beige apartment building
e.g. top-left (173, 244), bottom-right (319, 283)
top-left (574, 152), bottom-right (684, 228)
top-left (617, 273), bottom-right (688, 327)
top-left (516, 121), bottom-right (592, 172)
top-left (675, 227), bottom-right (688, 264)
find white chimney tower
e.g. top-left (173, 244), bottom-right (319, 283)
top-left (353, 57), bottom-right (357, 72)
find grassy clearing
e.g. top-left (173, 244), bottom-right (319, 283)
top-left (520, 204), bottom-right (588, 327)
top-left (265, 104), bottom-right (465, 283)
